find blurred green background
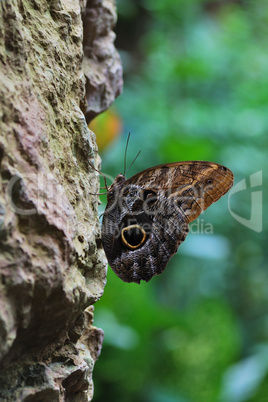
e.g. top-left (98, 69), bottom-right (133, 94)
top-left (91, 1), bottom-right (268, 401)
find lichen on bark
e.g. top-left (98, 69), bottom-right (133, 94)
top-left (0, 0), bottom-right (122, 400)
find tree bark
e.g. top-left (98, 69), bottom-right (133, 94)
top-left (0, 0), bottom-right (122, 400)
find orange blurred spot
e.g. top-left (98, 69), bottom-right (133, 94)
top-left (89, 108), bottom-right (122, 152)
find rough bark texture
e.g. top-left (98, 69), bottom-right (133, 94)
top-left (82, 0), bottom-right (123, 122)
top-left (0, 0), bottom-right (122, 400)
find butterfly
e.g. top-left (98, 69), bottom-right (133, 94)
top-left (100, 159), bottom-right (234, 284)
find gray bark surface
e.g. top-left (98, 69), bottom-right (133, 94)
top-left (0, 0), bottom-right (122, 400)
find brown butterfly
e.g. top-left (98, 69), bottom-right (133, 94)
top-left (101, 161), bottom-right (234, 284)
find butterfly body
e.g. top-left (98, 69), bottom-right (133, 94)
top-left (101, 161), bottom-right (234, 283)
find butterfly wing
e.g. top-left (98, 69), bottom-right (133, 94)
top-left (101, 161), bottom-right (234, 283)
top-left (126, 161), bottom-right (234, 223)
top-left (102, 179), bottom-right (189, 283)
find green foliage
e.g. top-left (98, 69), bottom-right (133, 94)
top-left (94, 1), bottom-right (268, 400)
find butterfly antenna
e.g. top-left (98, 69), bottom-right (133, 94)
top-left (125, 150), bottom-right (141, 176)
top-left (123, 132), bottom-right (131, 176)
top-left (88, 161), bottom-right (109, 191)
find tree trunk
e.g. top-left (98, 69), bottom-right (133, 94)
top-left (0, 0), bottom-right (122, 400)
